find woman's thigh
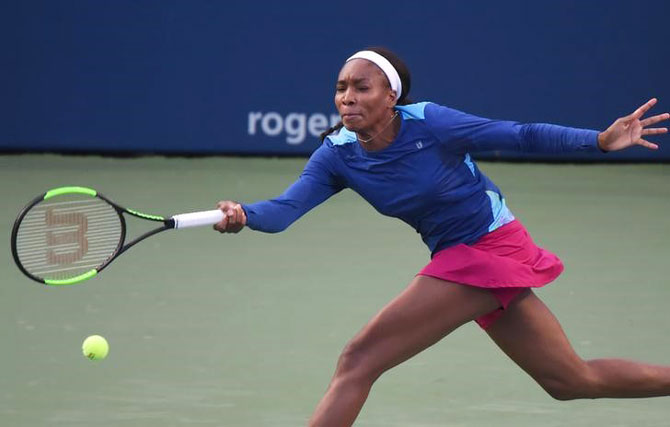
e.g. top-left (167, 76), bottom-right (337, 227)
top-left (485, 290), bottom-right (589, 389)
top-left (341, 275), bottom-right (500, 377)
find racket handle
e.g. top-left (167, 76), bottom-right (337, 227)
top-left (172, 209), bottom-right (224, 229)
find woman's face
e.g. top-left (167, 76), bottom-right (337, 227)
top-left (335, 59), bottom-right (396, 133)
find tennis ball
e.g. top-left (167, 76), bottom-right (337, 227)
top-left (82, 335), bottom-right (109, 360)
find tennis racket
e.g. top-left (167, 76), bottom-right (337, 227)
top-left (11, 186), bottom-right (225, 285)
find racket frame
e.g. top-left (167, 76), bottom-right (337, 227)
top-left (11, 186), bottom-right (177, 286)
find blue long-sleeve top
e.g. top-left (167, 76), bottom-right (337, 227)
top-left (242, 102), bottom-right (601, 255)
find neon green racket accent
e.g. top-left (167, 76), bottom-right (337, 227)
top-left (44, 186), bottom-right (97, 200)
top-left (44, 269), bottom-right (98, 286)
top-left (126, 208), bottom-right (164, 221)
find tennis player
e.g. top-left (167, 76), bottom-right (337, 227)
top-left (214, 47), bottom-right (670, 426)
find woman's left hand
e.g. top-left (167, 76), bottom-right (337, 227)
top-left (598, 98), bottom-right (669, 152)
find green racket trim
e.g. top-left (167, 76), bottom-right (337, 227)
top-left (126, 208), bottom-right (165, 221)
top-left (44, 269), bottom-right (98, 286)
top-left (44, 186), bottom-right (97, 200)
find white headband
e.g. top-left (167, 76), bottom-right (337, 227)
top-left (346, 50), bottom-right (402, 101)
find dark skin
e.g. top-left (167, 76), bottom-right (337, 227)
top-left (214, 59), bottom-right (670, 427)
top-left (335, 59), bottom-right (401, 151)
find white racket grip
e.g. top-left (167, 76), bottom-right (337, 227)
top-left (172, 209), bottom-right (224, 229)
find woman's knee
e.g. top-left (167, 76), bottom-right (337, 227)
top-left (538, 364), bottom-right (601, 401)
top-left (334, 335), bottom-right (384, 384)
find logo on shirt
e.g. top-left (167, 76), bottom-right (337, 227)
top-left (416, 141), bottom-right (423, 149)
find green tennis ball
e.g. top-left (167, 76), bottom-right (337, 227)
top-left (82, 335), bottom-right (109, 360)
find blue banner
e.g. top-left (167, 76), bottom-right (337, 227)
top-left (3, 1), bottom-right (669, 160)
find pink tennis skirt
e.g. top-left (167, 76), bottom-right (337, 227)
top-left (417, 220), bottom-right (563, 329)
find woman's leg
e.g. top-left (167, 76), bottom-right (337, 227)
top-left (486, 290), bottom-right (670, 400)
top-left (308, 276), bottom-right (500, 427)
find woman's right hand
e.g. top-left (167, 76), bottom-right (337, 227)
top-left (213, 201), bottom-right (247, 233)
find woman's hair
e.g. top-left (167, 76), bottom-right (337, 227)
top-left (320, 47), bottom-right (412, 142)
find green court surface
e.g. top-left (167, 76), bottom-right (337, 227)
top-left (2, 154), bottom-right (670, 426)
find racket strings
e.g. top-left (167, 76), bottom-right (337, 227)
top-left (15, 196), bottom-right (122, 280)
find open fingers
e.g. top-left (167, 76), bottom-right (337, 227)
top-left (640, 112), bottom-right (670, 127)
top-left (624, 98), bottom-right (657, 121)
top-left (641, 127), bottom-right (668, 136)
top-left (635, 138), bottom-right (659, 150)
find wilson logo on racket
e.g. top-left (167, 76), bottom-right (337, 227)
top-left (11, 186), bottom-right (226, 286)
top-left (45, 208), bottom-right (89, 265)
